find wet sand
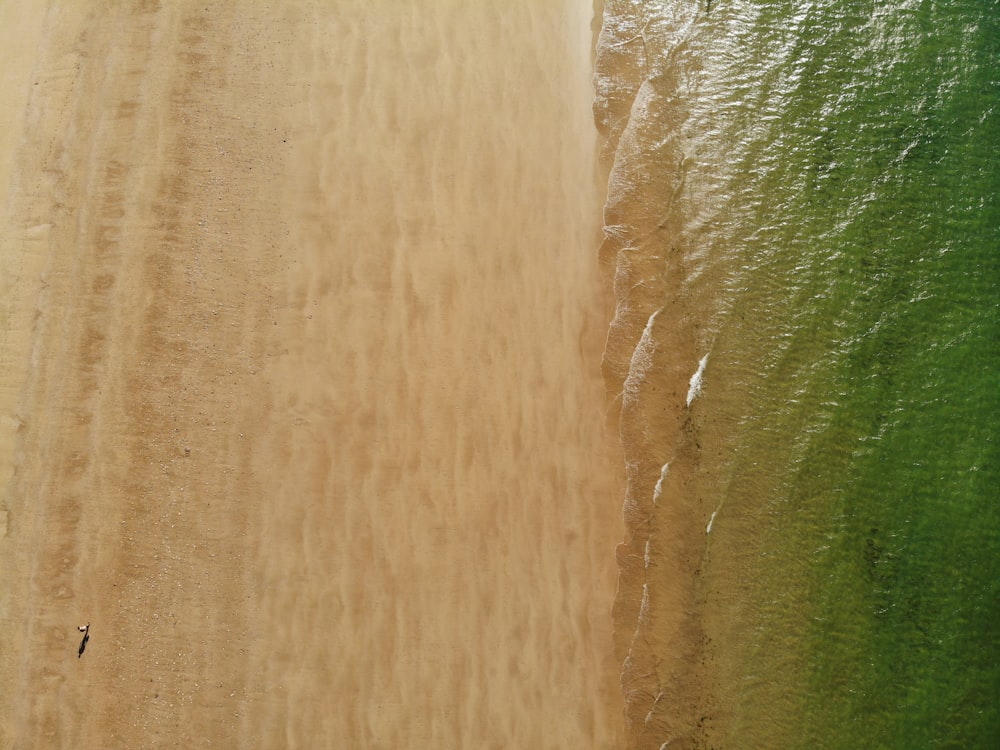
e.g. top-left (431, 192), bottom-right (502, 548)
top-left (0, 2), bottom-right (623, 748)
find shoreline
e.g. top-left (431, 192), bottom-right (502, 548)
top-left (593, 2), bottom-right (730, 747)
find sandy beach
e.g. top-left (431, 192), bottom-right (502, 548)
top-left (0, 2), bottom-right (624, 747)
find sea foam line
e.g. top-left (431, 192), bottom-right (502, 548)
top-left (652, 462), bottom-right (669, 505)
top-left (685, 353), bottom-right (709, 407)
top-left (622, 309), bottom-right (662, 402)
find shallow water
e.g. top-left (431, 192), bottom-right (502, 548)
top-left (595, 0), bottom-right (999, 747)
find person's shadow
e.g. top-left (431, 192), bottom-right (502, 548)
top-left (77, 624), bottom-right (90, 658)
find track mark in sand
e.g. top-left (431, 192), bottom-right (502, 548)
top-left (4, 3), bottom-right (288, 747)
top-left (0, 4), bottom-right (164, 746)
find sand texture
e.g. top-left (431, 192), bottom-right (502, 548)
top-left (0, 2), bottom-right (622, 748)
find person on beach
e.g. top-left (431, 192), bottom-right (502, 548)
top-left (77, 623), bottom-right (90, 658)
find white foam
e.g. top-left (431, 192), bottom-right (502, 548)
top-left (706, 510), bottom-right (717, 534)
top-left (622, 309), bottom-right (663, 407)
top-left (651, 462), bottom-right (669, 505)
top-left (685, 353), bottom-right (710, 407)
top-left (638, 582), bottom-right (650, 621)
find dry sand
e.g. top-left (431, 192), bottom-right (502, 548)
top-left (0, 2), bottom-right (623, 748)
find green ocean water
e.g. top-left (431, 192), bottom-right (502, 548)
top-left (595, 0), bottom-right (998, 746)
